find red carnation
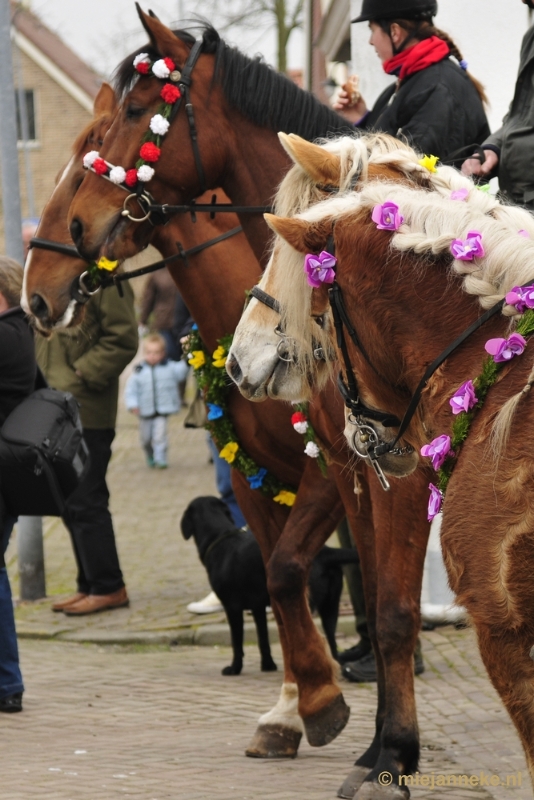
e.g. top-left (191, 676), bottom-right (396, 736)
top-left (160, 83), bottom-right (181, 104)
top-left (139, 142), bottom-right (161, 163)
top-left (124, 169), bottom-right (138, 187)
top-left (136, 61), bottom-right (150, 74)
top-left (291, 411), bottom-right (307, 425)
top-left (163, 57), bottom-right (176, 71)
top-left (92, 158), bottom-right (108, 175)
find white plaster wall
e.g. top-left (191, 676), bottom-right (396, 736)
top-left (350, 0), bottom-right (531, 132)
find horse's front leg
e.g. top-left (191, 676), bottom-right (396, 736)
top-left (231, 470), bottom-right (304, 759)
top-left (340, 467), bottom-right (430, 800)
top-left (266, 458), bottom-right (350, 748)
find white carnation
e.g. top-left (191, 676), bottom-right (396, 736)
top-left (83, 150), bottom-right (99, 168)
top-left (293, 421), bottom-right (308, 434)
top-left (304, 441), bottom-right (320, 458)
top-left (152, 59), bottom-right (170, 79)
top-left (137, 165), bottom-right (155, 182)
top-left (133, 53), bottom-right (150, 67)
top-left (109, 166), bottom-right (126, 185)
top-left (149, 114), bottom-right (170, 136)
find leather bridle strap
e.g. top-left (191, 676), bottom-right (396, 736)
top-left (372, 297), bottom-right (506, 457)
top-left (250, 285), bottom-right (281, 314)
top-left (28, 237), bottom-right (81, 258)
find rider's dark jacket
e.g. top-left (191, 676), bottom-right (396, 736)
top-left (483, 25), bottom-right (534, 208)
top-left (0, 306), bottom-right (36, 427)
top-left (357, 57), bottom-right (490, 162)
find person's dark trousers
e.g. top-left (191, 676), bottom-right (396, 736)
top-left (0, 512), bottom-right (24, 699)
top-left (159, 328), bottom-right (180, 361)
top-left (337, 517), bottom-right (370, 649)
top-left (62, 428), bottom-right (125, 596)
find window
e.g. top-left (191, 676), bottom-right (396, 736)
top-left (15, 89), bottom-right (36, 141)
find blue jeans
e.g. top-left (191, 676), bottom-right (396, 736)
top-left (0, 516), bottom-right (24, 699)
top-left (207, 436), bottom-right (246, 528)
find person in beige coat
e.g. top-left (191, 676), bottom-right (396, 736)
top-left (36, 284), bottom-right (138, 615)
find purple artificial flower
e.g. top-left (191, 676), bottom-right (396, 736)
top-left (450, 231), bottom-right (485, 261)
top-left (450, 188), bottom-right (469, 201)
top-left (304, 251), bottom-right (337, 289)
top-left (485, 333), bottom-right (527, 363)
top-left (427, 483), bottom-right (443, 521)
top-left (420, 434), bottom-right (454, 471)
top-left (505, 285), bottom-right (534, 313)
top-left (449, 380), bottom-right (478, 415)
top-left (371, 201), bottom-right (404, 231)
top-left (518, 229), bottom-right (531, 238)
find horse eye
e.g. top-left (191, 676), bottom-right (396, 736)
top-left (314, 315), bottom-right (325, 329)
top-left (125, 105), bottom-right (147, 120)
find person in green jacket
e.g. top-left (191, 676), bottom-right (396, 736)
top-left (462, 0), bottom-right (534, 207)
top-left (35, 283), bottom-right (138, 615)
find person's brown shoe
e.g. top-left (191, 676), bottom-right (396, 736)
top-left (52, 593), bottom-right (88, 612)
top-left (64, 587), bottom-right (129, 616)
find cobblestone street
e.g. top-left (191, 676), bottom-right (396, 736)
top-left (2, 405), bottom-right (530, 799)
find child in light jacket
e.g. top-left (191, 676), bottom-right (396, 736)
top-left (125, 333), bottom-right (189, 468)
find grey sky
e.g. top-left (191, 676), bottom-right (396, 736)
top-left (28, 0), bottom-right (304, 79)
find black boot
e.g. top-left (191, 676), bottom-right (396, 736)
top-left (0, 692), bottom-right (23, 713)
top-left (342, 640), bottom-right (425, 683)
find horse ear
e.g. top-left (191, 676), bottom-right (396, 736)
top-left (93, 83), bottom-right (117, 118)
top-left (277, 133), bottom-right (341, 185)
top-left (264, 213), bottom-right (332, 254)
top-left (136, 3), bottom-right (189, 63)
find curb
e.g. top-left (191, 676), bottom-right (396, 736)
top-left (16, 615), bottom-right (358, 647)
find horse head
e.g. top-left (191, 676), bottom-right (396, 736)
top-left (22, 83), bottom-right (118, 332)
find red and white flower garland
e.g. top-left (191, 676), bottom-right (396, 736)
top-left (291, 406), bottom-right (327, 474)
top-left (83, 54), bottom-right (182, 190)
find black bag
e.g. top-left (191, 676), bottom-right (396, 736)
top-left (0, 388), bottom-right (90, 516)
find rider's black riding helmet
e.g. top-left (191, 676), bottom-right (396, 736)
top-left (351, 0), bottom-right (437, 23)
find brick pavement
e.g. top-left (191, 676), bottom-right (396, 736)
top-left (1, 628), bottom-right (528, 800)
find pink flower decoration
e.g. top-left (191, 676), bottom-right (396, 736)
top-left (450, 188), bottom-right (469, 201)
top-left (420, 434), bottom-right (454, 471)
top-left (449, 380), bottom-right (478, 415)
top-left (505, 285), bottom-right (534, 313)
top-left (304, 251), bottom-right (337, 288)
top-left (450, 231), bottom-right (485, 261)
top-left (485, 333), bottom-right (527, 363)
top-left (427, 483), bottom-right (443, 521)
top-left (371, 201), bottom-right (404, 231)
top-left (518, 229), bottom-right (530, 238)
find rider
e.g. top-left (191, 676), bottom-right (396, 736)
top-left (462, 0), bottom-right (534, 209)
top-left (335, 0), bottom-right (490, 161)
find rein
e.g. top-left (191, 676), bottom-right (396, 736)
top-left (28, 226), bottom-right (243, 303)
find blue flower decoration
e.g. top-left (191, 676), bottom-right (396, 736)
top-left (191, 323), bottom-right (198, 330)
top-left (247, 468), bottom-right (267, 489)
top-left (207, 403), bottom-right (224, 421)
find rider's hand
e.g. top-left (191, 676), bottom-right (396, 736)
top-left (332, 76), bottom-right (368, 125)
top-left (461, 149), bottom-right (499, 178)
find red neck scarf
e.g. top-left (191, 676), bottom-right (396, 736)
top-left (383, 36), bottom-right (450, 81)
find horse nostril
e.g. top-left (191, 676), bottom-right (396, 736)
top-left (69, 218), bottom-right (84, 248)
top-left (29, 293), bottom-right (50, 321)
top-left (226, 354), bottom-right (242, 385)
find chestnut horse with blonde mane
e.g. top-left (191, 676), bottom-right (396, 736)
top-left (235, 165), bottom-right (534, 790)
top-left (28, 13), bottom-right (446, 799)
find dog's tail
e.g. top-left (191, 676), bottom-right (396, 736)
top-left (315, 546), bottom-right (359, 568)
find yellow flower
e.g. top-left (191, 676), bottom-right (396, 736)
top-left (188, 350), bottom-right (206, 369)
top-left (273, 490), bottom-right (296, 507)
top-left (418, 155), bottom-right (439, 173)
top-left (212, 345), bottom-right (227, 368)
top-left (220, 442), bottom-right (239, 463)
top-left (96, 256), bottom-right (119, 271)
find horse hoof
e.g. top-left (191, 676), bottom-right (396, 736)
top-left (337, 766), bottom-right (370, 798)
top-left (303, 693), bottom-right (350, 747)
top-left (245, 724), bottom-right (302, 758)
top-left (354, 780), bottom-right (408, 799)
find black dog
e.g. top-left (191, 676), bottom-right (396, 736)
top-left (181, 496), bottom-right (358, 674)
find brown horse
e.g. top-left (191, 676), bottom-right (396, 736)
top-left (37, 13), bottom-right (435, 798)
top-left (245, 175), bottom-right (534, 791)
top-left (24, 83), bottom-right (357, 760)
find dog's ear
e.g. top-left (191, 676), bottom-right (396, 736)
top-left (180, 504), bottom-right (196, 540)
top-left (217, 498), bottom-right (236, 525)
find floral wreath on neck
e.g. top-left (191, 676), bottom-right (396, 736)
top-left (83, 54), bottom-right (182, 193)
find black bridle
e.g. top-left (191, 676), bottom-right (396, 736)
top-left (28, 226), bottom-right (243, 304)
